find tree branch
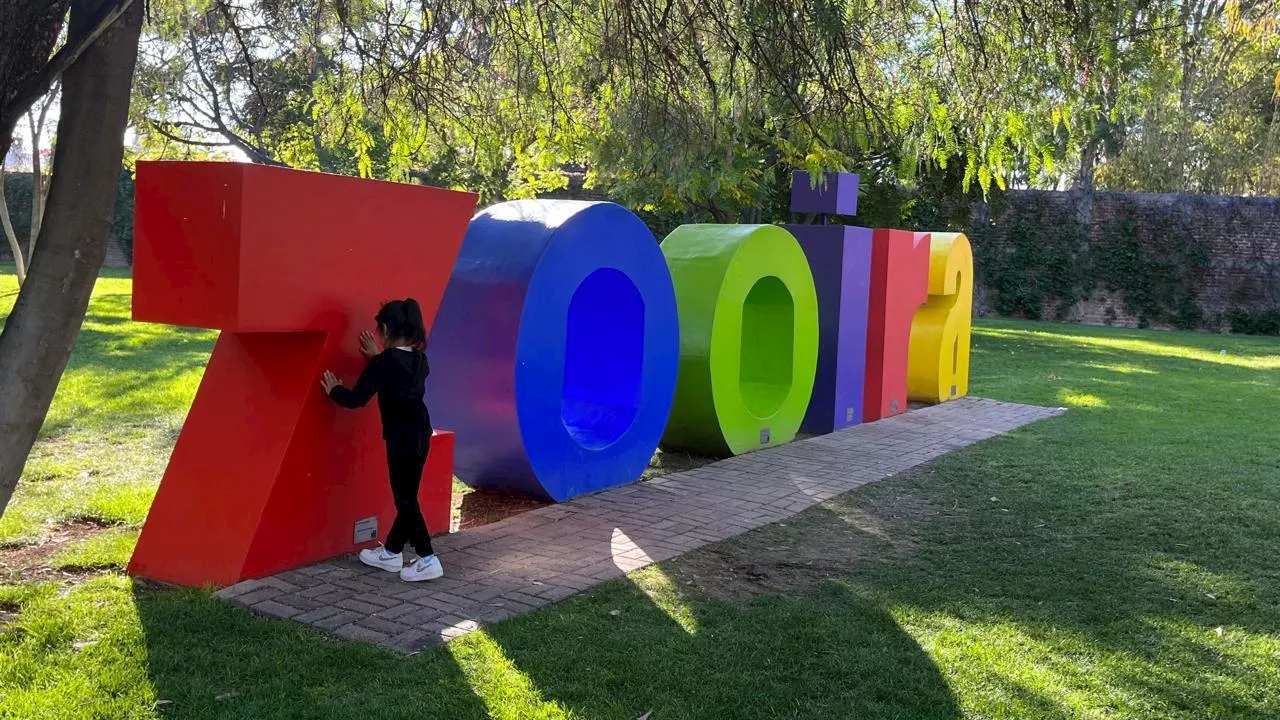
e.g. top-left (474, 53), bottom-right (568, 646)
top-left (147, 121), bottom-right (233, 147)
top-left (9, 0), bottom-right (137, 127)
top-left (183, 29), bottom-right (288, 167)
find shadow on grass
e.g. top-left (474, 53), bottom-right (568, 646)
top-left (482, 578), bottom-right (962, 719)
top-left (130, 508), bottom-right (962, 720)
top-left (116, 320), bottom-right (1279, 718)
top-left (640, 460), bottom-right (1279, 717)
top-left (971, 322), bottom-right (1280, 414)
top-left (851, 325), bottom-right (1280, 715)
top-left (852, 476), bottom-right (1280, 716)
top-left (132, 586), bottom-right (493, 719)
top-left (35, 295), bottom-right (214, 437)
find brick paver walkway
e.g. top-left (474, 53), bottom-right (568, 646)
top-left (217, 397), bottom-right (1062, 652)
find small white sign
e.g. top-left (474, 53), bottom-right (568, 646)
top-left (354, 516), bottom-right (377, 544)
top-left (759, 428), bottom-right (771, 445)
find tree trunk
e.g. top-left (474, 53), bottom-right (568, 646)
top-left (1, 166), bottom-right (27, 284)
top-left (1075, 136), bottom-right (1098, 192)
top-left (29, 108), bottom-right (47, 253)
top-left (0, 0), bottom-right (143, 518)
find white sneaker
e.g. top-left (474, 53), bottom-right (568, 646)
top-left (400, 554), bottom-right (444, 582)
top-left (359, 546), bottom-right (403, 572)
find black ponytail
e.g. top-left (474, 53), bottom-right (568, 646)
top-left (375, 298), bottom-right (427, 350)
top-left (403, 299), bottom-right (426, 349)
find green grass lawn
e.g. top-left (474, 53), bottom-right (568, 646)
top-left (2, 266), bottom-right (1279, 719)
top-left (0, 266), bottom-right (209, 553)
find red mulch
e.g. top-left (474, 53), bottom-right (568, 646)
top-left (450, 489), bottom-right (549, 532)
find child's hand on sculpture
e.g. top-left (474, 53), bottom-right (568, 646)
top-left (321, 331), bottom-right (384, 392)
top-left (320, 370), bottom-right (340, 394)
top-left (360, 329), bottom-right (381, 358)
top-left (323, 299), bottom-right (441, 583)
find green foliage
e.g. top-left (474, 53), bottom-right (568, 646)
top-left (969, 193), bottom-right (1228, 330)
top-left (126, 0), bottom-right (1280, 210)
top-left (0, 174), bottom-right (34, 254)
top-left (128, 0), bottom-right (1105, 215)
top-left (971, 195), bottom-right (1089, 320)
top-left (111, 169), bottom-right (134, 260)
top-left (1091, 207), bottom-right (1210, 329)
top-left (0, 172), bottom-right (134, 262)
top-left (1226, 308), bottom-right (1280, 335)
top-left (1088, 2), bottom-right (1280, 195)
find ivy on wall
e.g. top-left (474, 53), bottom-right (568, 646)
top-left (1225, 309), bottom-right (1280, 334)
top-left (1, 173), bottom-right (36, 259)
top-left (1090, 205), bottom-right (1209, 330)
top-left (969, 195), bottom-right (1090, 321)
top-left (111, 169), bottom-right (134, 260)
top-left (860, 187), bottom-right (1275, 334)
top-left (1, 169), bottom-right (135, 263)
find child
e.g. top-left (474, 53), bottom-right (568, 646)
top-left (321, 299), bottom-right (442, 582)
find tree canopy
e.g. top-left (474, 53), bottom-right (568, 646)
top-left (125, 1), bottom-right (1275, 219)
top-left (1, 0), bottom-right (1277, 524)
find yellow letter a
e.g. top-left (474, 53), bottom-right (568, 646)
top-left (907, 232), bottom-right (973, 403)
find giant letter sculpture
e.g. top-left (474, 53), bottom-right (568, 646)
top-left (908, 232), bottom-right (973, 402)
top-left (428, 200), bottom-right (680, 502)
top-left (128, 162), bottom-right (476, 587)
top-left (864, 230), bottom-right (930, 422)
top-left (784, 171), bottom-right (874, 434)
top-left (661, 224), bottom-right (819, 456)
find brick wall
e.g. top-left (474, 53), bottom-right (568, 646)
top-left (972, 189), bottom-right (1280, 331)
top-left (102, 234), bottom-right (130, 268)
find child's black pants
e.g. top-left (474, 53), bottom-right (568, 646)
top-left (384, 437), bottom-right (434, 557)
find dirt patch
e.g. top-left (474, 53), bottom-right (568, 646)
top-left (663, 474), bottom-right (949, 601)
top-left (450, 490), bottom-right (549, 532)
top-left (642, 447), bottom-right (719, 481)
top-left (0, 520), bottom-right (117, 585)
top-left (0, 601), bottom-right (18, 630)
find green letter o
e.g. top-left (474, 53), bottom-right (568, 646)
top-left (661, 224), bottom-right (819, 456)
